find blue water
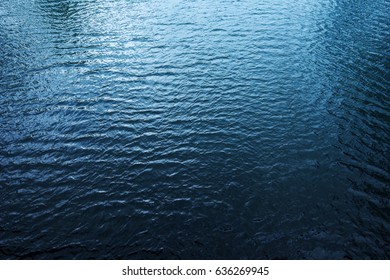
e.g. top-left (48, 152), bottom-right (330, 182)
top-left (0, 0), bottom-right (389, 259)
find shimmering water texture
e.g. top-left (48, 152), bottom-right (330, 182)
top-left (0, 0), bottom-right (389, 259)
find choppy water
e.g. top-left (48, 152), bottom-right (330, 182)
top-left (0, 0), bottom-right (389, 259)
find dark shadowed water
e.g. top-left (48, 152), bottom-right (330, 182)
top-left (0, 0), bottom-right (389, 259)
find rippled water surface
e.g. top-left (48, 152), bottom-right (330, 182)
top-left (1, 0), bottom-right (389, 259)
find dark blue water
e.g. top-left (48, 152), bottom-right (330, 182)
top-left (0, 0), bottom-right (389, 259)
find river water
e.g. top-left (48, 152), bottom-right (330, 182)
top-left (0, 0), bottom-right (389, 259)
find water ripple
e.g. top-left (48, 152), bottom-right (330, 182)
top-left (1, 0), bottom-right (389, 259)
